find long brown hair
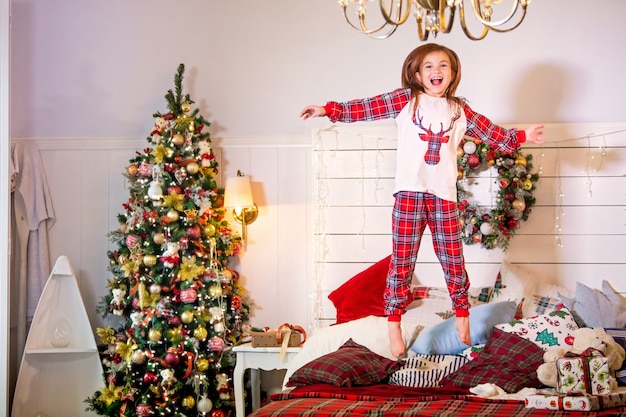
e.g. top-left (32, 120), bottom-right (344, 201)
top-left (401, 43), bottom-right (465, 113)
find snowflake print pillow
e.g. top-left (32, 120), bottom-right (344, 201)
top-left (494, 307), bottom-right (579, 351)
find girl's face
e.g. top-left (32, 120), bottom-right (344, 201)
top-left (415, 50), bottom-right (454, 98)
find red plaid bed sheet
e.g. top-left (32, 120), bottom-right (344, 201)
top-left (249, 384), bottom-right (626, 417)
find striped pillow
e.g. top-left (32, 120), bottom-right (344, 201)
top-left (389, 354), bottom-right (469, 387)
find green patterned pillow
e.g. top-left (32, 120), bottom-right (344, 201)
top-left (494, 307), bottom-right (578, 351)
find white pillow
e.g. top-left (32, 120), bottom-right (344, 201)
top-left (490, 261), bottom-right (572, 318)
top-left (281, 315), bottom-right (419, 390)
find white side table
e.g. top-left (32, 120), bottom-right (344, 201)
top-left (232, 342), bottom-right (302, 417)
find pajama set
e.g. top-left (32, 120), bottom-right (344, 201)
top-left (323, 89), bottom-right (526, 320)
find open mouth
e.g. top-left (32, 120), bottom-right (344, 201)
top-left (431, 76), bottom-right (443, 86)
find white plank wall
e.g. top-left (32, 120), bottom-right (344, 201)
top-left (313, 123), bottom-right (626, 324)
top-left (30, 137), bottom-right (313, 336)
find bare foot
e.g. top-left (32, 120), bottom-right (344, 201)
top-left (388, 321), bottom-right (405, 357)
top-left (455, 316), bottom-right (472, 346)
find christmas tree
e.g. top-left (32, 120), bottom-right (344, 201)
top-left (86, 64), bottom-right (250, 417)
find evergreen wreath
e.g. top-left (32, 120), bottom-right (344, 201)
top-left (456, 138), bottom-right (539, 251)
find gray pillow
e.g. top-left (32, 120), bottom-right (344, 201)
top-left (559, 280), bottom-right (626, 328)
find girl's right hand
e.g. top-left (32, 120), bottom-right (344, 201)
top-left (300, 105), bottom-right (326, 120)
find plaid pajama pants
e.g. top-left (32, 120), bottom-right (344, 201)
top-left (384, 191), bottom-right (470, 317)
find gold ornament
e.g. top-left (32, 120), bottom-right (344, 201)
top-left (515, 155), bottom-right (527, 166)
top-left (165, 147), bottom-right (175, 158)
top-left (196, 357), bottom-right (209, 371)
top-left (131, 349), bottom-right (146, 365)
top-left (126, 164), bottom-right (139, 176)
top-left (153, 232), bottom-right (166, 245)
top-left (203, 224), bottom-right (216, 237)
top-left (168, 327), bottom-right (182, 339)
top-left (512, 199), bottom-right (526, 211)
top-left (182, 396), bottom-right (195, 409)
top-left (188, 122), bottom-right (195, 132)
top-left (208, 283), bottom-right (223, 299)
top-left (194, 326), bottom-right (208, 341)
top-left (172, 133), bottom-right (185, 146)
top-left (186, 161), bottom-right (199, 175)
top-left (167, 210), bottom-right (179, 222)
top-left (456, 147), bottom-right (465, 158)
top-left (148, 329), bottom-right (162, 342)
top-left (523, 179), bottom-right (533, 191)
top-left (119, 223), bottom-right (128, 234)
top-left (181, 102), bottom-right (191, 113)
top-left (143, 254), bottom-right (157, 267)
top-left (181, 310), bottom-right (194, 324)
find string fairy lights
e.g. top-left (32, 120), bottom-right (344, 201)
top-left (312, 124), bottom-right (626, 325)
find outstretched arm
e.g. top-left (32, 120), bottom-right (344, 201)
top-left (524, 124), bottom-right (545, 144)
top-left (300, 105), bottom-right (326, 120)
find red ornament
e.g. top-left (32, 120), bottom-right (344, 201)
top-left (143, 371), bottom-right (158, 384)
top-left (231, 295), bottom-right (243, 310)
top-left (165, 350), bottom-right (181, 367)
top-left (168, 186), bottom-right (181, 195)
top-left (211, 410), bottom-right (225, 417)
top-left (186, 225), bottom-right (201, 240)
top-left (467, 154), bottom-right (481, 169)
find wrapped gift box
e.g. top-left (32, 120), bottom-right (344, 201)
top-left (251, 331), bottom-right (302, 347)
top-left (525, 390), bottom-right (626, 411)
top-left (557, 348), bottom-right (611, 395)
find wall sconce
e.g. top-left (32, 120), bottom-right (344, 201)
top-left (224, 170), bottom-right (258, 243)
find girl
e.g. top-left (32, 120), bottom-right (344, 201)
top-left (301, 43), bottom-right (544, 357)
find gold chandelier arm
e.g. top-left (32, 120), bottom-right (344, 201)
top-left (458, 0), bottom-right (490, 40)
top-left (340, 2), bottom-right (400, 38)
top-left (480, 5), bottom-right (528, 33)
top-left (380, 0), bottom-right (413, 25)
top-left (414, 12), bottom-right (430, 42)
top-left (471, 0), bottom-right (526, 30)
top-left (437, 0), bottom-right (455, 34)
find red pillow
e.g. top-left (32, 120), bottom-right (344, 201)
top-left (328, 255), bottom-right (391, 324)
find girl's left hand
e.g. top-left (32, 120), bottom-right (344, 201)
top-left (525, 124), bottom-right (545, 144)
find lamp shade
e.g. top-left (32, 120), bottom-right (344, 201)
top-left (224, 175), bottom-right (254, 209)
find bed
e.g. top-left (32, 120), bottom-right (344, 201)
top-left (248, 259), bottom-right (626, 416)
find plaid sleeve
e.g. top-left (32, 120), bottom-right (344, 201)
top-left (324, 88), bottom-right (411, 123)
top-left (462, 103), bottom-right (525, 154)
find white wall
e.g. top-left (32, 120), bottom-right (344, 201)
top-left (9, 1), bottom-right (626, 140)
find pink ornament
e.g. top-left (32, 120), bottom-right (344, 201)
top-left (126, 234), bottom-right (140, 248)
top-left (180, 288), bottom-right (198, 303)
top-left (136, 404), bottom-right (153, 417)
top-left (138, 162), bottom-right (152, 177)
top-left (208, 336), bottom-right (225, 352)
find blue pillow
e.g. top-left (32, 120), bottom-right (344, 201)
top-left (410, 301), bottom-right (517, 355)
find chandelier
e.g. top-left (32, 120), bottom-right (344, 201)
top-left (339, 0), bottom-right (530, 40)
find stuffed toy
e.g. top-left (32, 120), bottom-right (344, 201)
top-left (209, 306), bottom-right (225, 333)
top-left (197, 140), bottom-right (212, 167)
top-left (216, 373), bottom-right (231, 400)
top-left (109, 288), bottom-right (126, 316)
top-left (537, 327), bottom-right (626, 390)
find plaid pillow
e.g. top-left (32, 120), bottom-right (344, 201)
top-left (440, 328), bottom-right (544, 393)
top-left (285, 338), bottom-right (401, 387)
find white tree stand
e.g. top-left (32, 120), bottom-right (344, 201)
top-left (11, 256), bottom-right (104, 417)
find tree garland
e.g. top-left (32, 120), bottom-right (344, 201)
top-left (456, 138), bottom-right (539, 251)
